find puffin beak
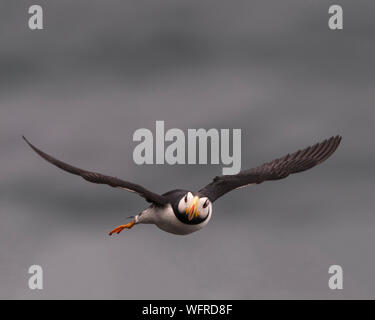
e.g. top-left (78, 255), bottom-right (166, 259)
top-left (186, 196), bottom-right (199, 221)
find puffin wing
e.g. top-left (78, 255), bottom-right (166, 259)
top-left (199, 135), bottom-right (342, 202)
top-left (23, 136), bottom-right (169, 206)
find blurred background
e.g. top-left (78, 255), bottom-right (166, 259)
top-left (0, 0), bottom-right (374, 299)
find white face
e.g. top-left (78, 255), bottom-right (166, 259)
top-left (178, 192), bottom-right (212, 221)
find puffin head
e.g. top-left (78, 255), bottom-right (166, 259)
top-left (176, 191), bottom-right (212, 223)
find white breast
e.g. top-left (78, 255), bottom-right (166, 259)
top-left (136, 204), bottom-right (212, 235)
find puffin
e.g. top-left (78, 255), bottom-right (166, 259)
top-left (23, 135), bottom-right (341, 236)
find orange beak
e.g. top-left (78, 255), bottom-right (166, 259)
top-left (185, 196), bottom-right (200, 221)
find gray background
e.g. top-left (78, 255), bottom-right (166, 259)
top-left (1, 0), bottom-right (374, 299)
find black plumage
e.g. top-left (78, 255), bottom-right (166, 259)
top-left (23, 136), bottom-right (169, 206)
top-left (198, 135), bottom-right (341, 202)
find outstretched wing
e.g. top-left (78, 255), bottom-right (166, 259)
top-left (199, 135), bottom-right (342, 202)
top-left (23, 136), bottom-right (169, 206)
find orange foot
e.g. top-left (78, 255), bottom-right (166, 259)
top-left (109, 220), bottom-right (135, 236)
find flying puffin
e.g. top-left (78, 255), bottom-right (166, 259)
top-left (23, 135), bottom-right (341, 236)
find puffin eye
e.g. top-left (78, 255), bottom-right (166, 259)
top-left (184, 195), bottom-right (188, 203)
top-left (203, 199), bottom-right (209, 209)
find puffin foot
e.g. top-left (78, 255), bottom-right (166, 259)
top-left (109, 220), bottom-right (135, 236)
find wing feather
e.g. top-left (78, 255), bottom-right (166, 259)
top-left (23, 136), bottom-right (169, 206)
top-left (199, 135), bottom-right (342, 202)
